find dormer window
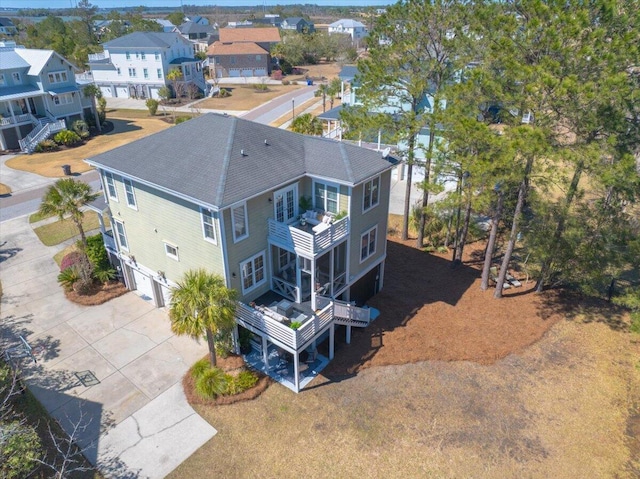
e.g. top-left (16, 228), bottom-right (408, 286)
top-left (11, 72), bottom-right (20, 83)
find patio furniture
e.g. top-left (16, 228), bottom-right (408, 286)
top-left (505, 271), bottom-right (522, 287)
top-left (490, 266), bottom-right (511, 289)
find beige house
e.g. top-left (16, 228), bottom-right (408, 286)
top-left (207, 41), bottom-right (270, 78)
top-left (86, 114), bottom-right (395, 392)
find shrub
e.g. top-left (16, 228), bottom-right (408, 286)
top-left (218, 88), bottom-right (229, 98)
top-left (271, 70), bottom-right (283, 81)
top-left (58, 267), bottom-right (79, 291)
top-left (72, 119), bottom-right (90, 139)
top-left (34, 139), bottom-right (59, 152)
top-left (97, 96), bottom-right (107, 124)
top-left (281, 79), bottom-right (290, 86)
top-left (53, 129), bottom-right (82, 147)
top-left (234, 370), bottom-right (259, 391)
top-left (289, 321), bottom-right (302, 330)
top-left (93, 268), bottom-right (116, 283)
top-left (253, 83), bottom-right (268, 91)
top-left (195, 367), bottom-right (227, 399)
top-left (145, 98), bottom-right (159, 116)
top-left (60, 251), bottom-right (86, 271)
top-left (85, 234), bottom-right (110, 271)
top-left (175, 116), bottom-right (191, 124)
top-left (0, 421), bottom-right (42, 479)
top-left (191, 358), bottom-right (211, 380)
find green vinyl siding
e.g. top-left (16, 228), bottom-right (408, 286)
top-left (104, 172), bottom-right (224, 283)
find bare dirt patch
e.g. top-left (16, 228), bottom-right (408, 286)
top-left (194, 84), bottom-right (303, 111)
top-left (289, 62), bottom-right (343, 81)
top-left (64, 281), bottom-right (128, 306)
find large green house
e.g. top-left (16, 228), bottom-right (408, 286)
top-left (86, 113), bottom-right (395, 392)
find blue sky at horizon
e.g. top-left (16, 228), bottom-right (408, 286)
top-left (1, 1), bottom-right (390, 9)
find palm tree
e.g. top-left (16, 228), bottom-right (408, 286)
top-left (82, 84), bottom-right (102, 133)
top-left (290, 113), bottom-right (323, 136)
top-left (169, 270), bottom-right (237, 367)
top-left (315, 84), bottom-right (329, 112)
top-left (39, 178), bottom-right (99, 249)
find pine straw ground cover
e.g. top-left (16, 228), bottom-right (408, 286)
top-left (171, 237), bottom-right (640, 479)
top-left (64, 280), bottom-right (128, 306)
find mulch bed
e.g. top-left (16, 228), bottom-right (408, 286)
top-left (182, 354), bottom-right (272, 407)
top-left (64, 280), bottom-right (128, 306)
top-left (324, 237), bottom-right (568, 378)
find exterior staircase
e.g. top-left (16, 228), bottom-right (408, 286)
top-left (333, 299), bottom-right (371, 328)
top-left (19, 117), bottom-right (66, 154)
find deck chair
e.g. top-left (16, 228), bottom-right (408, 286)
top-left (505, 271), bottom-right (522, 287)
top-left (490, 266), bottom-right (511, 289)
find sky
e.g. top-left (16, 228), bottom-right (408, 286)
top-left (2, 0), bottom-right (391, 8)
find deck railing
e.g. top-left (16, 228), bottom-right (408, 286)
top-left (0, 113), bottom-right (34, 127)
top-left (102, 230), bottom-right (116, 251)
top-left (271, 276), bottom-right (297, 302)
top-left (267, 217), bottom-right (350, 256)
top-left (236, 302), bottom-right (333, 351)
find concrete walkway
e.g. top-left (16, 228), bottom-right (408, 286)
top-left (0, 217), bottom-right (214, 478)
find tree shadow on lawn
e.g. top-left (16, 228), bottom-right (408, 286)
top-left (105, 118), bottom-right (143, 135)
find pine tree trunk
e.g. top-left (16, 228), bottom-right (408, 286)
top-left (481, 190), bottom-right (504, 291)
top-left (535, 161), bottom-right (584, 292)
top-left (495, 156), bottom-right (533, 299)
top-left (206, 328), bottom-right (217, 367)
top-left (401, 134), bottom-right (417, 241)
top-left (454, 191), bottom-right (472, 266)
top-left (416, 128), bottom-right (436, 248)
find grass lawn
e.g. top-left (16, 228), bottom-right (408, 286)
top-left (5, 115), bottom-right (171, 177)
top-left (53, 243), bottom-right (80, 266)
top-left (29, 211), bottom-right (55, 223)
top-left (0, 183), bottom-right (11, 195)
top-left (33, 211), bottom-right (101, 246)
top-left (195, 84), bottom-right (303, 111)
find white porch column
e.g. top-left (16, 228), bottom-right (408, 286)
top-left (8, 101), bottom-right (21, 141)
top-left (346, 325), bottom-right (351, 344)
top-left (262, 336), bottom-right (269, 371)
top-left (0, 132), bottom-right (7, 151)
top-left (296, 263), bottom-right (302, 303)
top-left (329, 323), bottom-right (335, 359)
top-left (377, 129), bottom-right (381, 151)
top-left (293, 353), bottom-right (300, 392)
top-left (329, 248), bottom-right (334, 297)
top-left (311, 256), bottom-right (317, 311)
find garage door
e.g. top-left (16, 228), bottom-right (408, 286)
top-left (116, 87), bottom-right (129, 98)
top-left (229, 69), bottom-right (241, 77)
top-left (99, 86), bottom-right (113, 98)
top-left (158, 282), bottom-right (173, 308)
top-left (149, 87), bottom-right (161, 99)
top-left (132, 268), bottom-right (154, 301)
top-left (254, 69), bottom-right (267, 76)
top-left (241, 69), bottom-right (253, 77)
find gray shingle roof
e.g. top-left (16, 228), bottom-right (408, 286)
top-left (104, 32), bottom-right (185, 49)
top-left (86, 113), bottom-right (394, 209)
top-left (176, 21), bottom-right (214, 35)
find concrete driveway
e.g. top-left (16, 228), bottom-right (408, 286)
top-left (0, 216), bottom-right (215, 478)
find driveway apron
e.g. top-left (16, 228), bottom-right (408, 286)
top-left (0, 216), bottom-right (215, 478)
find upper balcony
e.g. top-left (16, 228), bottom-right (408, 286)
top-left (267, 216), bottom-right (349, 257)
top-left (0, 113), bottom-right (36, 129)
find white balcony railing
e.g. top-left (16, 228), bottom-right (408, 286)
top-left (236, 302), bottom-right (333, 352)
top-left (0, 113), bottom-right (34, 127)
top-left (88, 52), bottom-right (107, 62)
top-left (267, 217), bottom-right (350, 257)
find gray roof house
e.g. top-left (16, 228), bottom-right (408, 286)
top-left (0, 17), bottom-right (18, 36)
top-left (0, 41), bottom-right (96, 152)
top-left (86, 113), bottom-right (395, 392)
top-left (281, 17), bottom-right (315, 33)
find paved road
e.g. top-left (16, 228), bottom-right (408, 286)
top-left (241, 84), bottom-right (318, 124)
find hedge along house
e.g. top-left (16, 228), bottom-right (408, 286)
top-left (0, 42), bottom-right (97, 153)
top-left (85, 113), bottom-right (395, 392)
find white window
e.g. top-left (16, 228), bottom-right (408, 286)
top-left (240, 251), bottom-right (266, 293)
top-left (274, 184), bottom-right (297, 223)
top-left (47, 71), bottom-right (68, 84)
top-left (141, 52), bottom-right (146, 60)
top-left (201, 208), bottom-right (216, 243)
top-left (231, 203), bottom-right (248, 242)
top-left (363, 176), bottom-right (380, 212)
top-left (128, 68), bottom-right (136, 77)
top-left (155, 52), bottom-right (160, 61)
top-left (123, 178), bottom-right (136, 209)
top-left (104, 172), bottom-right (118, 201)
top-left (114, 220), bottom-right (128, 251)
top-left (125, 51), bottom-right (131, 60)
top-left (164, 242), bottom-right (179, 260)
top-left (360, 226), bottom-right (377, 262)
top-left (157, 69), bottom-right (163, 79)
top-left (135, 52), bottom-right (140, 59)
top-left (143, 68), bottom-right (149, 79)
top-left (279, 249), bottom-right (296, 270)
top-left (117, 67), bottom-right (121, 76)
top-left (11, 72), bottom-right (20, 82)
top-left (53, 93), bottom-right (73, 105)
top-left (314, 182), bottom-right (338, 214)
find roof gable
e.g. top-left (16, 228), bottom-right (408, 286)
top-left (13, 49), bottom-right (72, 75)
top-left (207, 41), bottom-right (267, 56)
top-left (86, 114), bottom-right (393, 209)
top-left (219, 27), bottom-right (281, 44)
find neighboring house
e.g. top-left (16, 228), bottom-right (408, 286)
top-left (88, 32), bottom-right (206, 100)
top-left (85, 113), bottom-right (395, 392)
top-left (186, 15), bottom-right (209, 26)
top-left (227, 21), bottom-right (253, 29)
top-left (0, 42), bottom-right (96, 152)
top-left (173, 21), bottom-right (215, 53)
top-left (253, 14), bottom-right (281, 28)
top-left (328, 19), bottom-right (368, 44)
top-left (207, 41), bottom-right (269, 78)
top-left (281, 17), bottom-right (315, 33)
top-left (218, 27), bottom-right (281, 53)
top-left (153, 19), bottom-right (175, 33)
top-left (0, 17), bottom-right (17, 36)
